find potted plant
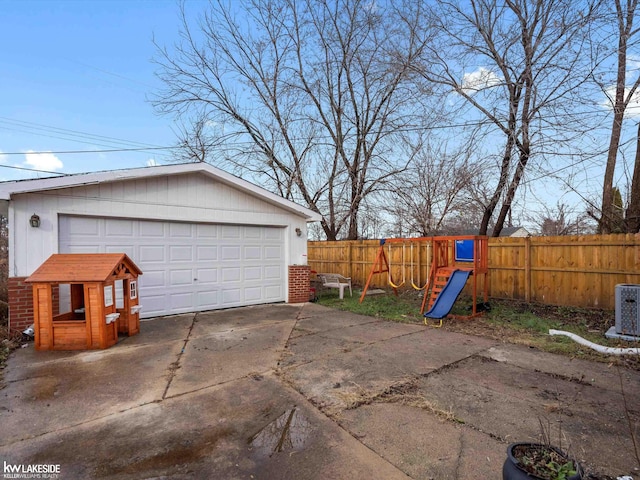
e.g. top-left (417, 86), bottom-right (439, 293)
top-left (503, 442), bottom-right (582, 480)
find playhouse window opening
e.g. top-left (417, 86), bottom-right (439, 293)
top-left (115, 279), bottom-right (124, 310)
top-left (54, 283), bottom-right (86, 321)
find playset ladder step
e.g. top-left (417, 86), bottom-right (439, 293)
top-left (427, 268), bottom-right (456, 309)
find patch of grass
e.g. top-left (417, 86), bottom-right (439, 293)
top-left (488, 302), bottom-right (561, 333)
top-left (377, 382), bottom-right (462, 422)
top-left (330, 377), bottom-right (464, 423)
top-left (316, 289), bottom-right (423, 324)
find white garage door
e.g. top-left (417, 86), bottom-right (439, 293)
top-left (59, 216), bottom-right (286, 318)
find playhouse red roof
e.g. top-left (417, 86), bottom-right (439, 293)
top-left (25, 253), bottom-right (142, 283)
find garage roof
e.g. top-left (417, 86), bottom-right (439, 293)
top-left (26, 253), bottom-right (142, 283)
top-left (0, 163), bottom-right (321, 221)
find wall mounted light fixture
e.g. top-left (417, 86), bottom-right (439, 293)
top-left (295, 227), bottom-right (302, 237)
top-left (29, 214), bottom-right (41, 228)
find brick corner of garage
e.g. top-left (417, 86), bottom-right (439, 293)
top-left (288, 265), bottom-right (311, 303)
top-left (7, 277), bottom-right (60, 334)
top-left (8, 276), bottom-right (32, 334)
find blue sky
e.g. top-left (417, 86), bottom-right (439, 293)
top-left (0, 0), bottom-right (634, 231)
top-left (0, 0), bottom-right (191, 181)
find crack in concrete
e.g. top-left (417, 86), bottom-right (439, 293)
top-left (162, 313), bottom-right (197, 400)
top-left (417, 346), bottom-right (500, 380)
top-left (277, 305), bottom-right (305, 363)
top-left (290, 318), bottom-right (388, 339)
top-left (0, 399), bottom-right (164, 447)
top-left (163, 369), bottom-right (275, 401)
top-left (188, 318), bottom-right (294, 341)
top-left (454, 427), bottom-right (465, 479)
top-left (279, 321), bottom-right (443, 371)
top-left (4, 373), bottom-right (56, 385)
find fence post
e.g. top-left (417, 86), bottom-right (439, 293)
top-left (348, 241), bottom-right (353, 281)
top-left (524, 236), bottom-right (531, 303)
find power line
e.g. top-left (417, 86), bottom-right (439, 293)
top-left (0, 146), bottom-right (178, 155)
top-left (0, 127), bottom-right (175, 155)
top-left (0, 117), bottom-right (175, 163)
top-left (60, 58), bottom-right (157, 92)
top-left (0, 102), bottom-right (630, 160)
top-left (0, 164), bottom-right (68, 176)
top-left (0, 102), bottom-right (618, 154)
top-left (0, 117), bottom-right (162, 148)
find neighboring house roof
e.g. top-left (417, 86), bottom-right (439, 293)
top-left (25, 253), bottom-right (142, 283)
top-left (461, 226), bottom-right (530, 237)
top-left (0, 163), bottom-right (322, 221)
top-left (499, 226), bottom-right (530, 237)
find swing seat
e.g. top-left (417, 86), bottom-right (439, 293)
top-left (318, 273), bottom-right (352, 299)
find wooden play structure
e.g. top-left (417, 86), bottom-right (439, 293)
top-left (26, 253), bottom-right (143, 351)
top-left (360, 236), bottom-right (488, 322)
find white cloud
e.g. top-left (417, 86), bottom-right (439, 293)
top-left (601, 85), bottom-right (640, 118)
top-left (627, 55), bottom-right (640, 81)
top-left (146, 158), bottom-right (158, 166)
top-left (461, 67), bottom-right (502, 95)
top-left (0, 150), bottom-right (7, 164)
top-left (24, 151), bottom-right (63, 171)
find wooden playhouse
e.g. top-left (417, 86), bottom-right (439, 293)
top-left (26, 253), bottom-right (143, 351)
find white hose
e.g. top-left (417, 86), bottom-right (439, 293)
top-left (549, 329), bottom-right (640, 355)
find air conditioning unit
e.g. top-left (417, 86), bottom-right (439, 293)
top-left (615, 284), bottom-right (640, 336)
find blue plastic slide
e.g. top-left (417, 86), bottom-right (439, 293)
top-left (424, 270), bottom-right (471, 319)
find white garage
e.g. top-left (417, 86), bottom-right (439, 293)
top-left (1, 163), bottom-right (321, 331)
top-left (59, 216), bottom-right (286, 317)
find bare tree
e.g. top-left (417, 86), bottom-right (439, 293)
top-left (171, 111), bottom-right (214, 163)
top-left (417, 0), bottom-right (599, 237)
top-left (531, 202), bottom-right (596, 236)
top-left (153, 0), bottom-right (434, 240)
top-left (386, 136), bottom-right (482, 236)
top-left (596, 0), bottom-right (640, 233)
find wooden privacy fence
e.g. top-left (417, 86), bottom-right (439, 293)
top-left (307, 234), bottom-right (640, 310)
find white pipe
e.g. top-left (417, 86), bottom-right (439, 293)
top-left (549, 329), bottom-right (640, 355)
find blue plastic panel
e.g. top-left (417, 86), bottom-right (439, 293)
top-left (455, 239), bottom-right (474, 262)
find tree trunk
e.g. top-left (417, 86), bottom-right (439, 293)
top-left (480, 133), bottom-right (516, 235)
top-left (322, 225), bottom-right (338, 241)
top-left (493, 146), bottom-right (529, 237)
top-left (601, 108), bottom-right (626, 233)
top-left (600, 5), bottom-right (629, 234)
top-left (347, 211), bottom-right (359, 240)
top-left (626, 122), bottom-right (640, 233)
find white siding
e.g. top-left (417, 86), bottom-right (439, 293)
top-left (10, 172), bottom-right (310, 278)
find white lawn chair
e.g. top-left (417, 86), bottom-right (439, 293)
top-left (318, 273), bottom-right (352, 300)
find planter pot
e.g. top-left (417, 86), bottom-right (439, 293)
top-left (503, 443), bottom-right (582, 480)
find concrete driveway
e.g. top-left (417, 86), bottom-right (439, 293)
top-left (1, 303), bottom-right (639, 479)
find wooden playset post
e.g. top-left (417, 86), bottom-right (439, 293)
top-left (359, 239), bottom-right (397, 303)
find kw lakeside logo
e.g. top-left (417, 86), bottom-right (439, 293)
top-left (2, 461), bottom-right (61, 479)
